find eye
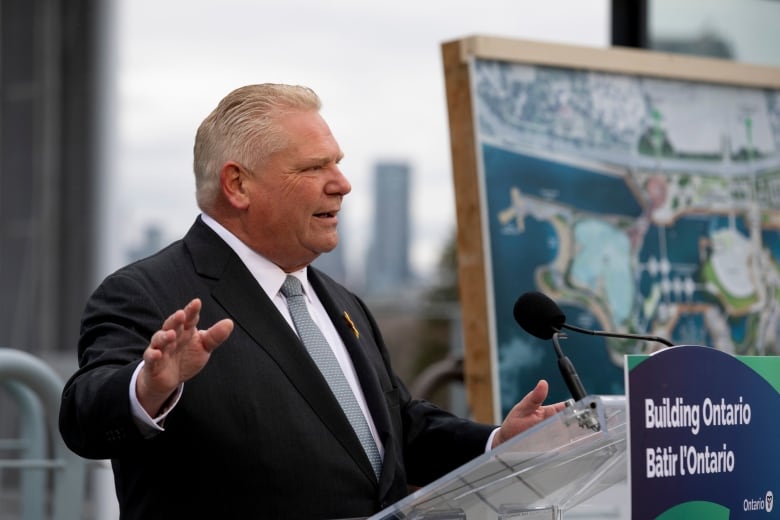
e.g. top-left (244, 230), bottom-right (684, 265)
top-left (302, 164), bottom-right (325, 173)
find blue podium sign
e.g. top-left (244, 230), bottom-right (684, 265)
top-left (627, 346), bottom-right (779, 519)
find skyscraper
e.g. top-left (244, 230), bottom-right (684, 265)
top-left (365, 161), bottom-right (412, 295)
top-left (313, 236), bottom-right (348, 285)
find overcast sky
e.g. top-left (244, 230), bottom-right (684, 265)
top-left (98, 0), bottom-right (610, 281)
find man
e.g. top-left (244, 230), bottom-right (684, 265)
top-left (59, 84), bottom-right (564, 519)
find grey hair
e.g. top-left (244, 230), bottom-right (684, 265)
top-left (193, 84), bottom-right (322, 211)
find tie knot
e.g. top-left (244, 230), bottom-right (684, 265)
top-left (281, 275), bottom-right (304, 298)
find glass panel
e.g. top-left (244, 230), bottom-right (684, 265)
top-left (648, 0), bottom-right (780, 67)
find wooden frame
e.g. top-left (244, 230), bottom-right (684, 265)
top-left (442, 35), bottom-right (780, 423)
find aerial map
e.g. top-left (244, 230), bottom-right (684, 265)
top-left (470, 58), bottom-right (780, 411)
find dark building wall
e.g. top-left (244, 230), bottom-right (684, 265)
top-left (0, 0), bottom-right (100, 355)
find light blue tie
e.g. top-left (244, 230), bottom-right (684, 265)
top-left (280, 275), bottom-right (382, 478)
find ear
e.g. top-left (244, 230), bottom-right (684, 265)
top-left (219, 161), bottom-right (250, 209)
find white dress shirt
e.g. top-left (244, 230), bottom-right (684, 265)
top-left (130, 214), bottom-right (384, 458)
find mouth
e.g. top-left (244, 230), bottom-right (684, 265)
top-left (314, 210), bottom-right (338, 219)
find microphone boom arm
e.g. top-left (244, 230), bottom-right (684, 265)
top-left (552, 331), bottom-right (601, 431)
top-left (552, 331), bottom-right (587, 402)
top-left (561, 323), bottom-right (674, 347)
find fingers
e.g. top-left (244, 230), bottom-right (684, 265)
top-left (522, 380), bottom-right (568, 419)
top-left (153, 298), bottom-right (202, 351)
top-left (149, 328), bottom-right (175, 350)
top-left (548, 400), bottom-right (568, 415)
top-left (145, 299), bottom-right (203, 358)
top-left (493, 380), bottom-right (559, 448)
top-left (145, 327), bottom-right (176, 364)
top-left (147, 299), bottom-right (230, 359)
top-left (153, 300), bottom-right (231, 348)
top-left (181, 298), bottom-right (202, 329)
top-left (159, 298), bottom-right (201, 332)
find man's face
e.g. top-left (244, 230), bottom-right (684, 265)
top-left (242, 109), bottom-right (351, 272)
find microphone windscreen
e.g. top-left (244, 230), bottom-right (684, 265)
top-left (513, 291), bottom-right (566, 340)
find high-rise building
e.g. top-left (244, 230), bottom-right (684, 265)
top-left (313, 237), bottom-right (348, 286)
top-left (365, 161), bottom-right (412, 296)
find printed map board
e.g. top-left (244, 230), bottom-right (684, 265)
top-left (442, 36), bottom-right (780, 422)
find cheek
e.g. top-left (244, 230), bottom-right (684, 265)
top-left (278, 175), bottom-right (312, 197)
top-left (253, 181), bottom-right (296, 216)
top-left (254, 177), bottom-right (320, 227)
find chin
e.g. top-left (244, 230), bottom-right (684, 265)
top-left (320, 236), bottom-right (340, 252)
top-left (318, 243), bottom-right (338, 254)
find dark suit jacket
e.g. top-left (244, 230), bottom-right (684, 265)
top-left (59, 217), bottom-right (494, 519)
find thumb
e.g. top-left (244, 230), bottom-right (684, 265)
top-left (200, 319), bottom-right (234, 353)
top-left (514, 380), bottom-right (549, 416)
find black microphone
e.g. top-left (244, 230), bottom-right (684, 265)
top-left (513, 291), bottom-right (674, 347)
top-left (513, 291), bottom-right (675, 406)
top-left (513, 292), bottom-right (588, 403)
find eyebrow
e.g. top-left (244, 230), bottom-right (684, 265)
top-left (297, 153), bottom-right (344, 170)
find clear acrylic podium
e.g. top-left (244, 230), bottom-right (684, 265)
top-left (369, 395), bottom-right (627, 520)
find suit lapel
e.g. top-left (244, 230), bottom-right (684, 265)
top-left (308, 268), bottom-right (398, 493)
top-left (309, 269), bottom-right (392, 436)
top-left (184, 220), bottom-right (376, 482)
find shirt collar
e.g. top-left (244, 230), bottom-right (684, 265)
top-left (200, 213), bottom-right (312, 302)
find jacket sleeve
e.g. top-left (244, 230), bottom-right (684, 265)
top-left (59, 271), bottom-right (168, 459)
top-left (351, 292), bottom-right (496, 486)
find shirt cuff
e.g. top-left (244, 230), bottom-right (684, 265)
top-left (129, 360), bottom-right (183, 438)
top-left (485, 427), bottom-right (500, 452)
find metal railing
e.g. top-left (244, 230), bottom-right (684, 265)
top-left (0, 348), bottom-right (87, 519)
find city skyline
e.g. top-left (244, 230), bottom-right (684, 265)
top-left (128, 159), bottom-right (418, 294)
top-left (99, 0), bottom-right (610, 284)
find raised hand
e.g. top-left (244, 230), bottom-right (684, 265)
top-left (136, 298), bottom-right (234, 416)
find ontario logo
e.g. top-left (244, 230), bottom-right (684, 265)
top-left (744, 491), bottom-right (774, 513)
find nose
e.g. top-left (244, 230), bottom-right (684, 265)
top-left (327, 165), bottom-right (351, 196)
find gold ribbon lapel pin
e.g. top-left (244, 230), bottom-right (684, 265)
top-left (343, 311), bottom-right (360, 339)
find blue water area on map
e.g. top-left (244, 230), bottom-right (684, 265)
top-left (761, 229), bottom-right (780, 260)
top-left (638, 215), bottom-right (750, 300)
top-left (492, 216), bottom-right (558, 290)
top-left (670, 313), bottom-right (709, 346)
top-left (708, 213), bottom-right (750, 235)
top-left (482, 145), bottom-right (643, 217)
top-left (730, 315), bottom-right (748, 343)
top-left (478, 143), bottom-right (777, 411)
top-left (481, 144), bottom-right (641, 408)
top-left (640, 218), bottom-right (706, 269)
